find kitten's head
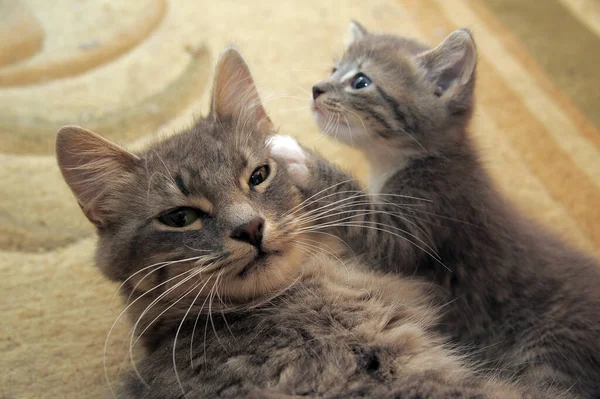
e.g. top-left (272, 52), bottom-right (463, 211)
top-left (312, 21), bottom-right (477, 155)
top-left (56, 49), bottom-right (309, 308)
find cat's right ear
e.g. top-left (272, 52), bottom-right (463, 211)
top-left (345, 20), bottom-right (368, 48)
top-left (210, 47), bottom-right (273, 134)
top-left (56, 126), bottom-right (139, 227)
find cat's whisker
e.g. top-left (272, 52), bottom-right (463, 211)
top-left (295, 229), bottom-right (359, 261)
top-left (118, 255), bottom-right (215, 303)
top-left (340, 106), bottom-right (369, 139)
top-left (295, 207), bottom-right (433, 251)
top-left (190, 274), bottom-right (222, 369)
top-left (128, 261), bottom-right (217, 385)
top-left (298, 222), bottom-right (449, 271)
top-left (293, 189), bottom-right (434, 225)
top-left (202, 271), bottom-right (226, 369)
top-left (281, 179), bottom-right (359, 218)
top-left (295, 213), bottom-right (436, 261)
top-left (105, 266), bottom-right (204, 396)
top-left (172, 271), bottom-right (218, 397)
top-left (295, 238), bottom-right (351, 275)
top-left (292, 199), bottom-right (433, 241)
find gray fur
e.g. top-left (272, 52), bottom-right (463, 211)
top-left (54, 48), bottom-right (565, 398)
top-left (300, 24), bottom-right (600, 398)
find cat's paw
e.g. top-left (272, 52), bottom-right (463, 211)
top-left (267, 135), bottom-right (310, 189)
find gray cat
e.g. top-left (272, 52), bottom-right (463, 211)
top-left (56, 48), bottom-right (562, 398)
top-left (269, 23), bottom-right (600, 398)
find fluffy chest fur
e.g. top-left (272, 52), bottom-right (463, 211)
top-left (120, 258), bottom-right (468, 398)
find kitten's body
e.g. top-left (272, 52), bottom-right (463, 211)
top-left (55, 49), bottom-right (555, 398)
top-left (273, 24), bottom-right (600, 397)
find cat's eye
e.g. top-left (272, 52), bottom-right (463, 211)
top-left (249, 165), bottom-right (270, 187)
top-left (351, 73), bottom-right (372, 89)
top-left (158, 207), bottom-right (200, 228)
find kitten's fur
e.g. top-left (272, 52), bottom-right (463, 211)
top-left (272, 23), bottom-right (600, 397)
top-left (55, 49), bottom-right (554, 398)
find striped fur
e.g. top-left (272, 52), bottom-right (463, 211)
top-left (290, 24), bottom-right (600, 398)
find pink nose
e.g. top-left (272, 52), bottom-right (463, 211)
top-left (231, 216), bottom-right (264, 249)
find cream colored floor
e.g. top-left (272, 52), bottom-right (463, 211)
top-left (1, 1), bottom-right (599, 398)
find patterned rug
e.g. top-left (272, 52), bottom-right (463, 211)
top-left (2, 0), bottom-right (599, 397)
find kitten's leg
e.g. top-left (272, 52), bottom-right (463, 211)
top-left (268, 135), bottom-right (432, 275)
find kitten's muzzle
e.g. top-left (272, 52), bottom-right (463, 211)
top-left (230, 216), bottom-right (264, 249)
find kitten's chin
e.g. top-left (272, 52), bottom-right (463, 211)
top-left (313, 111), bottom-right (365, 147)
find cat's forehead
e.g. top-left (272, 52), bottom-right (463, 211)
top-left (340, 35), bottom-right (429, 68)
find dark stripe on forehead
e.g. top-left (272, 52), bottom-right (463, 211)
top-left (175, 174), bottom-right (191, 196)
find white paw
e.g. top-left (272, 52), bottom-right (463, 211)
top-left (267, 135), bottom-right (310, 189)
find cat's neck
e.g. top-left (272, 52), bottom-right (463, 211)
top-left (361, 143), bottom-right (421, 194)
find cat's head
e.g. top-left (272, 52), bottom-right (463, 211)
top-left (56, 49), bottom-right (309, 307)
top-left (312, 21), bottom-right (477, 155)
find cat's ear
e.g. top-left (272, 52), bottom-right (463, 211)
top-left (210, 47), bottom-right (273, 133)
top-left (414, 29), bottom-right (476, 97)
top-left (56, 126), bottom-right (139, 227)
top-left (345, 20), bottom-right (368, 47)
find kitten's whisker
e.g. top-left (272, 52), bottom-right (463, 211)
top-left (340, 106), bottom-right (369, 138)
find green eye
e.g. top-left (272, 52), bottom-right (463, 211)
top-left (249, 165), bottom-right (270, 187)
top-left (158, 207), bottom-right (200, 228)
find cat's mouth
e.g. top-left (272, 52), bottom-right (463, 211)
top-left (237, 249), bottom-right (280, 278)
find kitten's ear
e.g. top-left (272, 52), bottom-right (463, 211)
top-left (345, 20), bottom-right (368, 47)
top-left (56, 126), bottom-right (139, 227)
top-left (210, 47), bottom-right (273, 133)
top-left (414, 29), bottom-right (476, 97)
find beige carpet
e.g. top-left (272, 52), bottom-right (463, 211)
top-left (2, 1), bottom-right (599, 397)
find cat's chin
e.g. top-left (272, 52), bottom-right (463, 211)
top-left (237, 250), bottom-right (280, 278)
top-left (219, 244), bottom-right (307, 301)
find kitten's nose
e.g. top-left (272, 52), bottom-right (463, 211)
top-left (312, 85), bottom-right (326, 100)
top-left (231, 216), bottom-right (264, 249)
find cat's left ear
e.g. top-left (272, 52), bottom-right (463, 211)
top-left (414, 29), bottom-right (477, 97)
top-left (345, 20), bottom-right (368, 48)
top-left (210, 47), bottom-right (273, 133)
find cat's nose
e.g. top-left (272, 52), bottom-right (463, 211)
top-left (312, 85), bottom-right (326, 100)
top-left (231, 216), bottom-right (264, 249)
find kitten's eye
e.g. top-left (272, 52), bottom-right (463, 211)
top-left (351, 73), bottom-right (372, 89)
top-left (249, 165), bottom-right (270, 187)
top-left (158, 207), bottom-right (200, 228)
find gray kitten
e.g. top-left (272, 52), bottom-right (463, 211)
top-left (55, 48), bottom-right (561, 399)
top-left (270, 23), bottom-right (600, 398)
